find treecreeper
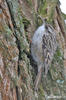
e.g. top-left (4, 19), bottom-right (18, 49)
top-left (31, 17), bottom-right (57, 91)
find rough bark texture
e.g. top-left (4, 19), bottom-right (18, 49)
top-left (0, 0), bottom-right (66, 100)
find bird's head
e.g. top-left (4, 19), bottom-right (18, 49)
top-left (37, 15), bottom-right (47, 25)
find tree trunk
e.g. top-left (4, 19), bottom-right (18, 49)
top-left (0, 0), bottom-right (66, 100)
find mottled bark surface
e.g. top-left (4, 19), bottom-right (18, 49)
top-left (0, 0), bottom-right (66, 100)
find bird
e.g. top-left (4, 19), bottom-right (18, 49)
top-left (31, 15), bottom-right (57, 91)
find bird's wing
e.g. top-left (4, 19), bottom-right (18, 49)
top-left (45, 24), bottom-right (56, 35)
top-left (42, 25), bottom-right (57, 63)
top-left (42, 34), bottom-right (52, 75)
top-left (42, 23), bottom-right (57, 75)
top-left (42, 34), bottom-right (51, 60)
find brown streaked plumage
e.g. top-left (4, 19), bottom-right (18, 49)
top-left (31, 16), bottom-right (57, 91)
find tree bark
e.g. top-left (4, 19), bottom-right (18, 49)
top-left (0, 0), bottom-right (66, 100)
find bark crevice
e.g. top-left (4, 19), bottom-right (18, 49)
top-left (5, 0), bottom-right (21, 76)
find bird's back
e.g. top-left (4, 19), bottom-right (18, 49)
top-left (31, 20), bottom-right (57, 91)
top-left (31, 23), bottom-right (57, 69)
